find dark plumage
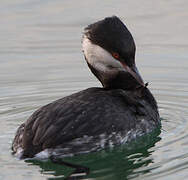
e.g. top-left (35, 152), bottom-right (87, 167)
top-left (12, 16), bottom-right (160, 159)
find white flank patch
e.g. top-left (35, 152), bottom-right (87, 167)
top-left (14, 148), bottom-right (24, 159)
top-left (35, 149), bottom-right (50, 160)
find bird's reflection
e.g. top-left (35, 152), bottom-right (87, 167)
top-left (26, 128), bottom-right (161, 180)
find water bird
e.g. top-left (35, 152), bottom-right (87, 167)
top-left (12, 16), bottom-right (160, 159)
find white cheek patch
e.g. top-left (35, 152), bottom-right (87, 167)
top-left (82, 36), bottom-right (123, 73)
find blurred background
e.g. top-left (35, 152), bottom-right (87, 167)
top-left (0, 0), bottom-right (188, 179)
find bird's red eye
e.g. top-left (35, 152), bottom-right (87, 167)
top-left (112, 52), bottom-right (120, 60)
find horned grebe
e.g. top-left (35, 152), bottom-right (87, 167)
top-left (12, 16), bottom-right (160, 159)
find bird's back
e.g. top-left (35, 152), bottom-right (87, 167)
top-left (12, 87), bottom-right (160, 159)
